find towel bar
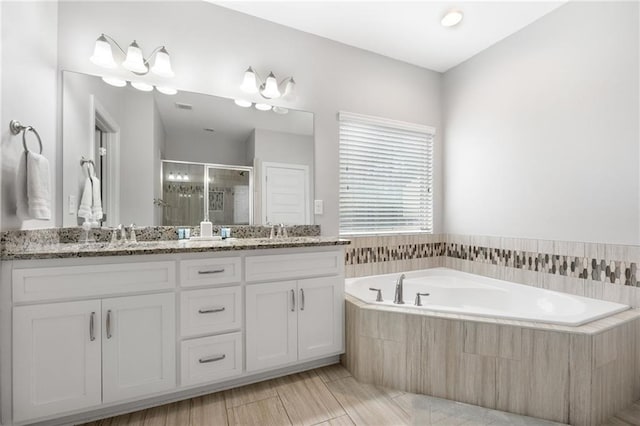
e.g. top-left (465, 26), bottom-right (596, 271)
top-left (10, 120), bottom-right (43, 154)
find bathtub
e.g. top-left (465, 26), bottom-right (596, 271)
top-left (345, 267), bottom-right (629, 326)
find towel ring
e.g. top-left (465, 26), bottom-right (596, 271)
top-left (10, 120), bottom-right (43, 154)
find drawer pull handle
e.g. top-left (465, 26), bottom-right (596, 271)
top-left (199, 354), bottom-right (226, 363)
top-left (300, 289), bottom-right (305, 311)
top-left (198, 307), bottom-right (226, 314)
top-left (106, 309), bottom-right (112, 339)
top-left (198, 269), bottom-right (225, 275)
top-left (89, 312), bottom-right (96, 341)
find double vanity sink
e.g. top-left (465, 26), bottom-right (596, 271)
top-left (0, 231), bottom-right (349, 425)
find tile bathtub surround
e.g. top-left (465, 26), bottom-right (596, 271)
top-left (343, 296), bottom-right (640, 426)
top-left (344, 234), bottom-right (446, 278)
top-left (0, 225), bottom-right (320, 254)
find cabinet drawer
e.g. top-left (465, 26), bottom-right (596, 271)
top-left (179, 257), bottom-right (241, 287)
top-left (246, 251), bottom-right (342, 282)
top-left (13, 261), bottom-right (176, 303)
top-left (180, 287), bottom-right (242, 337)
top-left (180, 333), bottom-right (242, 386)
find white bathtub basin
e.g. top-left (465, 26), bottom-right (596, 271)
top-left (345, 267), bottom-right (629, 326)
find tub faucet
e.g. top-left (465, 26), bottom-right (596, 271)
top-left (394, 274), bottom-right (406, 304)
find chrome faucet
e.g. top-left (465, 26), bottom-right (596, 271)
top-left (394, 274), bottom-right (406, 304)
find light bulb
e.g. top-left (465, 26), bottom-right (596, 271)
top-left (441, 9), bottom-right (464, 27)
top-left (90, 34), bottom-right (117, 69)
top-left (240, 67), bottom-right (258, 93)
top-left (234, 99), bottom-right (252, 108)
top-left (183, 174), bottom-right (189, 181)
top-left (151, 47), bottom-right (174, 78)
top-left (156, 86), bottom-right (178, 95)
top-left (122, 40), bottom-right (148, 73)
top-left (261, 72), bottom-right (281, 99)
top-left (255, 103), bottom-right (272, 111)
top-left (131, 81), bottom-right (154, 92)
top-left (282, 77), bottom-right (296, 99)
top-left (102, 76), bottom-right (127, 87)
top-left (168, 173), bottom-right (175, 180)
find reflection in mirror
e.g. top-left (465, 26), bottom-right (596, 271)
top-left (61, 71), bottom-right (314, 228)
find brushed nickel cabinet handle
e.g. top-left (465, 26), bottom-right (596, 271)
top-left (198, 269), bottom-right (225, 275)
top-left (199, 354), bottom-right (226, 363)
top-left (198, 307), bottom-right (226, 314)
top-left (290, 289), bottom-right (295, 312)
top-left (106, 309), bottom-right (112, 339)
top-left (89, 312), bottom-right (96, 341)
top-left (300, 289), bottom-right (305, 311)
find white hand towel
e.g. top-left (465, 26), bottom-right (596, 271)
top-left (78, 177), bottom-right (94, 221)
top-left (90, 174), bottom-right (103, 223)
top-left (15, 151), bottom-right (51, 220)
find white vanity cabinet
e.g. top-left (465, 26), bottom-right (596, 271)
top-left (2, 245), bottom-right (345, 425)
top-left (245, 251), bottom-right (344, 372)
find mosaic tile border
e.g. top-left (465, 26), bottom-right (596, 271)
top-left (344, 242), bottom-right (445, 265)
top-left (446, 242), bottom-right (640, 286)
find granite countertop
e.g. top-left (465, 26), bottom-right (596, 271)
top-left (1, 237), bottom-right (351, 260)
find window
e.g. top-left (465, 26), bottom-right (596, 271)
top-left (339, 112), bottom-right (434, 235)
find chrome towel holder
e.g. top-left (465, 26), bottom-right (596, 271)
top-left (10, 120), bottom-right (43, 154)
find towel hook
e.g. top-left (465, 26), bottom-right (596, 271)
top-left (10, 120), bottom-right (43, 154)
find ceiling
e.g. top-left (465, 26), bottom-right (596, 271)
top-left (212, 1), bottom-right (566, 72)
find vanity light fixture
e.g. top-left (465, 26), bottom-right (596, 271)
top-left (240, 67), bottom-right (296, 100)
top-left (91, 33), bottom-right (177, 94)
top-left (255, 103), bottom-right (272, 111)
top-left (441, 9), bottom-right (464, 27)
top-left (168, 172), bottom-right (175, 181)
top-left (234, 99), bottom-right (252, 108)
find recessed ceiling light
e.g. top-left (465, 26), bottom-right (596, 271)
top-left (234, 99), bottom-right (252, 108)
top-left (102, 76), bottom-right (127, 87)
top-left (255, 103), bottom-right (272, 111)
top-left (203, 128), bottom-right (215, 132)
top-left (441, 9), bottom-right (463, 27)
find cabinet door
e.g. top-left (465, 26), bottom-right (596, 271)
top-left (246, 281), bottom-right (298, 371)
top-left (102, 293), bottom-right (176, 403)
top-left (13, 300), bottom-right (102, 422)
top-left (297, 276), bottom-right (344, 360)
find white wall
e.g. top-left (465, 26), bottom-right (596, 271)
top-left (57, 1), bottom-right (443, 235)
top-left (0, 1), bottom-right (58, 230)
top-left (443, 1), bottom-right (640, 245)
top-left (164, 131), bottom-right (249, 166)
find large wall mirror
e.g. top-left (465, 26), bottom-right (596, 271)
top-left (61, 71), bottom-right (314, 228)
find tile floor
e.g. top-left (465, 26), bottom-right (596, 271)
top-left (82, 364), bottom-right (567, 426)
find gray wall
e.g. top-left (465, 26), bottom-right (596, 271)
top-left (0, 1), bottom-right (59, 230)
top-left (56, 1), bottom-right (443, 236)
top-left (443, 1), bottom-right (640, 244)
top-left (164, 132), bottom-right (249, 167)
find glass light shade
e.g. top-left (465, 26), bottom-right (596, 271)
top-left (102, 76), bottom-right (127, 87)
top-left (156, 86), bottom-right (178, 95)
top-left (122, 40), bottom-right (148, 73)
top-left (151, 47), bottom-right (174, 78)
top-left (261, 72), bottom-right (281, 99)
top-left (282, 78), bottom-right (296, 99)
top-left (183, 174), bottom-right (189, 181)
top-left (441, 10), bottom-right (463, 27)
top-left (234, 99), bottom-right (252, 108)
top-left (90, 35), bottom-right (117, 69)
top-left (255, 103), bottom-right (272, 111)
top-left (240, 67), bottom-right (259, 93)
top-left (176, 173), bottom-right (183, 180)
top-left (168, 173), bottom-right (175, 180)
top-left (272, 106), bottom-right (289, 115)
top-left (131, 81), bottom-right (154, 92)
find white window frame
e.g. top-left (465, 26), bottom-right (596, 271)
top-left (338, 111), bottom-right (435, 236)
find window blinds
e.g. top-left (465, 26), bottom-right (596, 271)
top-left (339, 112), bottom-right (434, 235)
